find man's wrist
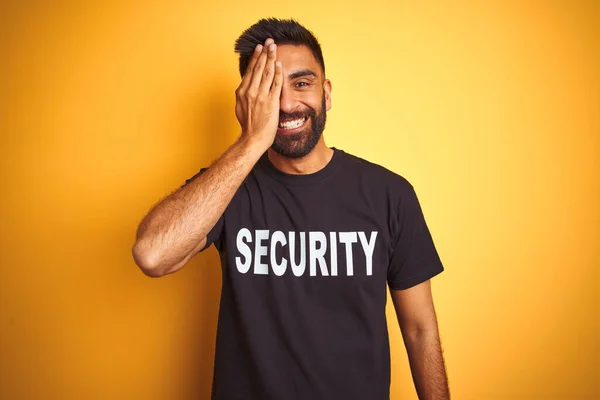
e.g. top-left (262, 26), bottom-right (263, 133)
top-left (237, 133), bottom-right (271, 159)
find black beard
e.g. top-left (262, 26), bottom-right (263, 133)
top-left (271, 95), bottom-right (327, 158)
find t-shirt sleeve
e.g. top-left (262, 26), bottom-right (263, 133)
top-left (387, 183), bottom-right (444, 290)
top-left (181, 168), bottom-right (225, 252)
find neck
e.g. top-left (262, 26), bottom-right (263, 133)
top-left (267, 137), bottom-right (334, 175)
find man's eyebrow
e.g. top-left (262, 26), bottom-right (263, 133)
top-left (288, 69), bottom-right (318, 80)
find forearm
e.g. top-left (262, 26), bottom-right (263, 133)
top-left (133, 135), bottom-right (266, 276)
top-left (133, 38), bottom-right (282, 277)
top-left (403, 328), bottom-right (450, 400)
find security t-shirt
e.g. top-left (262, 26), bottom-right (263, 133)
top-left (182, 147), bottom-right (444, 400)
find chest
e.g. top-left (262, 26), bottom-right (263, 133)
top-left (221, 179), bottom-right (396, 284)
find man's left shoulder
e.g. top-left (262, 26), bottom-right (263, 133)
top-left (341, 150), bottom-right (414, 190)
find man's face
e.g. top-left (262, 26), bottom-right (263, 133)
top-left (272, 44), bottom-right (332, 158)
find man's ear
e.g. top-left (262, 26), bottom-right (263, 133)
top-left (323, 79), bottom-right (332, 111)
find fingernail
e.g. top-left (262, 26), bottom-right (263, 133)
top-left (265, 38), bottom-right (274, 45)
top-left (256, 44), bottom-right (263, 52)
top-left (269, 43), bottom-right (276, 52)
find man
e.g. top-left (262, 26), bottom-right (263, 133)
top-left (133, 18), bottom-right (450, 400)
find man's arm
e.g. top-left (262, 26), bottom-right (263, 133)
top-left (390, 280), bottom-right (450, 400)
top-left (132, 38), bottom-right (282, 277)
top-left (132, 137), bottom-right (264, 277)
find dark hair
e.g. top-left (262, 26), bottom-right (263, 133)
top-left (234, 18), bottom-right (325, 78)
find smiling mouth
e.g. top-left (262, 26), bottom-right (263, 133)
top-left (278, 116), bottom-right (307, 131)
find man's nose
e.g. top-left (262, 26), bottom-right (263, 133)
top-left (279, 85), bottom-right (298, 114)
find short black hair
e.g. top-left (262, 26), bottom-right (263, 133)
top-left (234, 18), bottom-right (325, 78)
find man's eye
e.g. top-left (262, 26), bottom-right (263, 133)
top-left (295, 82), bottom-right (309, 88)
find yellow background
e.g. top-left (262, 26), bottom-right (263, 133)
top-left (1, 1), bottom-right (598, 399)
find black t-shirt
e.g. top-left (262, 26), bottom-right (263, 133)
top-left (183, 147), bottom-right (444, 400)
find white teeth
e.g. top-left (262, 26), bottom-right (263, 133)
top-left (278, 117), bottom-right (306, 129)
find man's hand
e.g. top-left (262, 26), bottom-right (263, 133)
top-left (235, 38), bottom-right (283, 150)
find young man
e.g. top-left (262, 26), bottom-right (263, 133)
top-left (133, 18), bottom-right (450, 400)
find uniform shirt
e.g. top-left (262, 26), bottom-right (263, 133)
top-left (183, 147), bottom-right (444, 400)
